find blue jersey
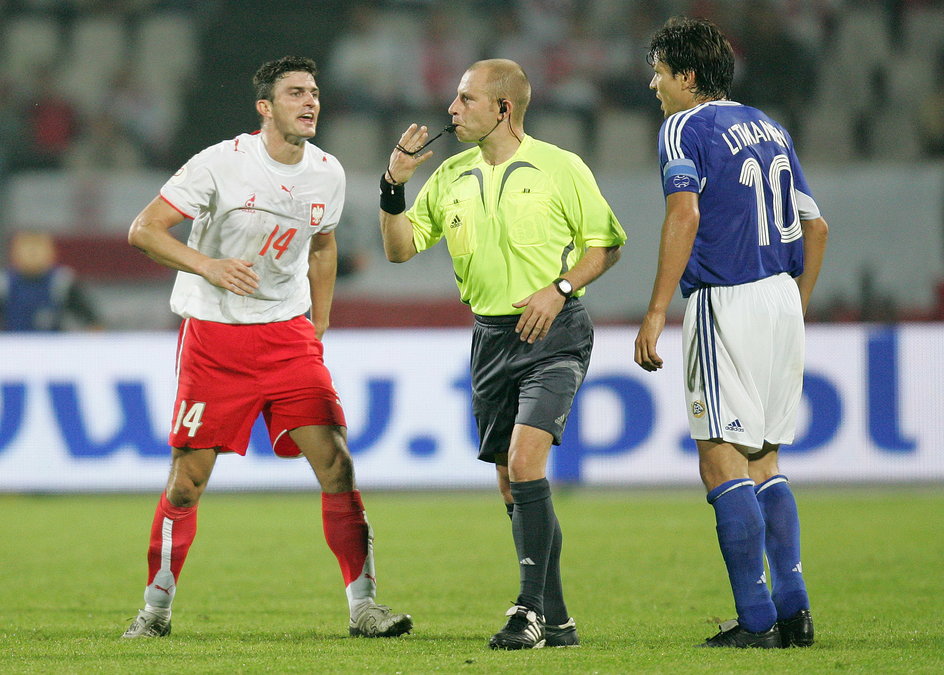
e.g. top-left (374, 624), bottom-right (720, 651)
top-left (658, 101), bottom-right (821, 297)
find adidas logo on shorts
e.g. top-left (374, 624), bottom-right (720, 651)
top-left (724, 419), bottom-right (745, 432)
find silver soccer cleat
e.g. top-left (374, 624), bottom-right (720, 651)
top-left (121, 609), bottom-right (171, 638)
top-left (348, 603), bottom-right (413, 637)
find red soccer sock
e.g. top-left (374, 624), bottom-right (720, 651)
top-left (143, 492), bottom-right (198, 609)
top-left (322, 490), bottom-right (375, 601)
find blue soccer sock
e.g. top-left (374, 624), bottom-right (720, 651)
top-left (707, 479), bottom-right (777, 633)
top-left (755, 475), bottom-right (810, 620)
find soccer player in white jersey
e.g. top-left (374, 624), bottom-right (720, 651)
top-left (121, 56), bottom-right (411, 640)
top-left (633, 18), bottom-right (828, 648)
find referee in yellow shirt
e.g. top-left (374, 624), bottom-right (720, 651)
top-left (379, 59), bottom-right (626, 650)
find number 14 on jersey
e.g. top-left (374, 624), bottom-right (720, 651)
top-left (259, 225), bottom-right (297, 259)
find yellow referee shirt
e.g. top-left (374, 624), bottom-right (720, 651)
top-left (407, 135), bottom-right (626, 316)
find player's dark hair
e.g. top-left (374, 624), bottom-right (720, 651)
top-left (647, 16), bottom-right (734, 101)
top-left (253, 56), bottom-right (318, 101)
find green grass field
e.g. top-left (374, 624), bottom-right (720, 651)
top-left (1, 487), bottom-right (942, 673)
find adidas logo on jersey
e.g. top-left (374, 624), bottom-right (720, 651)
top-left (450, 214), bottom-right (462, 229)
top-left (724, 419), bottom-right (745, 432)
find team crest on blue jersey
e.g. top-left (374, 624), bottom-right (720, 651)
top-left (692, 400), bottom-right (705, 418)
top-left (310, 203), bottom-right (325, 227)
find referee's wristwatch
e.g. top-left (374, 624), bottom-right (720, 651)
top-left (553, 277), bottom-right (574, 298)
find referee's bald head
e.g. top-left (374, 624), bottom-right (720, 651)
top-left (468, 59), bottom-right (531, 124)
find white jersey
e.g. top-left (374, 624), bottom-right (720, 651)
top-left (161, 132), bottom-right (345, 324)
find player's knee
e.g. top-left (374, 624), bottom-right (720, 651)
top-left (507, 456), bottom-right (545, 483)
top-left (333, 449), bottom-right (355, 478)
top-left (166, 480), bottom-right (202, 508)
top-left (312, 446), bottom-right (355, 491)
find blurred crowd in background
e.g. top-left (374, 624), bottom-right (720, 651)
top-left (1, 0), bottom-right (944, 330)
top-left (3, 0), bottom-right (944, 174)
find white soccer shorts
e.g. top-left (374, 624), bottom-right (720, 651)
top-left (682, 273), bottom-right (805, 451)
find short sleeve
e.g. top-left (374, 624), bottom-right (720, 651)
top-left (658, 114), bottom-right (703, 196)
top-left (160, 148), bottom-right (218, 219)
top-left (318, 159), bottom-right (346, 234)
top-left (787, 148), bottom-right (821, 220)
top-left (406, 170), bottom-right (445, 252)
top-left (564, 155), bottom-right (627, 248)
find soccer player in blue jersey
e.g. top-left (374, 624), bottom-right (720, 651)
top-left (633, 17), bottom-right (829, 648)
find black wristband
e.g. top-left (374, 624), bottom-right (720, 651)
top-left (379, 173), bottom-right (406, 214)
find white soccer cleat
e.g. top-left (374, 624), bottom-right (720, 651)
top-left (121, 608), bottom-right (171, 638)
top-left (348, 603), bottom-right (413, 637)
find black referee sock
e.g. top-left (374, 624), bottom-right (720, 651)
top-left (510, 478), bottom-right (556, 618)
top-left (505, 502), bottom-right (568, 624)
top-left (543, 516), bottom-right (569, 625)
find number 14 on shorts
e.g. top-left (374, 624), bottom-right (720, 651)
top-left (173, 401), bottom-right (206, 437)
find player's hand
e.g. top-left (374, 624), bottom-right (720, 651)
top-left (634, 311), bottom-right (666, 371)
top-left (386, 124), bottom-right (434, 185)
top-left (512, 285), bottom-right (566, 344)
top-left (202, 258), bottom-right (260, 295)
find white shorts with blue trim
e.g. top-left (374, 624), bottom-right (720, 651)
top-left (682, 273), bottom-right (805, 451)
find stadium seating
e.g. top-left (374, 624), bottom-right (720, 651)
top-left (320, 113), bottom-right (384, 172)
top-left (0, 15), bottom-right (60, 84)
top-left (801, 105), bottom-right (856, 164)
top-left (528, 111), bottom-right (587, 155)
top-left (594, 109), bottom-right (656, 171)
top-left (903, 6), bottom-right (944, 55)
top-left (62, 16), bottom-right (128, 116)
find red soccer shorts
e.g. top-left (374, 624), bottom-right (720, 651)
top-left (169, 315), bottom-right (346, 456)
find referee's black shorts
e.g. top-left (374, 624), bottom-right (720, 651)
top-left (471, 298), bottom-right (593, 464)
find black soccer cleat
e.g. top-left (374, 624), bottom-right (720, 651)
top-left (697, 619), bottom-right (781, 648)
top-left (488, 605), bottom-right (546, 650)
top-left (545, 617), bottom-right (580, 647)
top-left (778, 609), bottom-right (814, 647)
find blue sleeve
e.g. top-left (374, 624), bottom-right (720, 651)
top-left (659, 115), bottom-right (702, 196)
